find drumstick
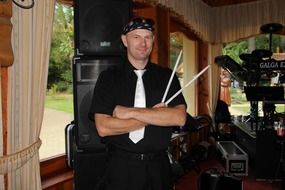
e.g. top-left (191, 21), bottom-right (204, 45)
top-left (162, 50), bottom-right (182, 103)
top-left (165, 65), bottom-right (211, 105)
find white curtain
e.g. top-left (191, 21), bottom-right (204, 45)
top-left (211, 0), bottom-right (285, 43)
top-left (135, 0), bottom-right (285, 43)
top-left (208, 44), bottom-right (223, 119)
top-left (5, 1), bottom-right (55, 189)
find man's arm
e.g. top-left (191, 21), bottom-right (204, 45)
top-left (113, 103), bottom-right (187, 128)
top-left (95, 103), bottom-right (186, 137)
top-left (95, 113), bottom-right (146, 137)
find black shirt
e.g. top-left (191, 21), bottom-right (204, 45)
top-left (90, 59), bottom-right (186, 153)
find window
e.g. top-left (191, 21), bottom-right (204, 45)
top-left (39, 3), bottom-right (74, 160)
top-left (170, 32), bottom-right (198, 115)
top-left (223, 34), bottom-right (285, 118)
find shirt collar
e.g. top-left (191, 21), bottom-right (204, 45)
top-left (124, 58), bottom-right (152, 73)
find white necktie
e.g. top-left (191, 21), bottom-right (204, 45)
top-left (129, 69), bottom-right (146, 143)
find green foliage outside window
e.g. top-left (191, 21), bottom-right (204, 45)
top-left (223, 34), bottom-right (285, 115)
top-left (48, 3), bottom-right (74, 93)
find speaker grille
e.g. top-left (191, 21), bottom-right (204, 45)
top-left (74, 0), bottom-right (132, 55)
top-left (73, 57), bottom-right (123, 151)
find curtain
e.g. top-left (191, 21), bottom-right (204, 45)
top-left (135, 0), bottom-right (285, 43)
top-left (211, 0), bottom-right (285, 43)
top-left (6, 1), bottom-right (55, 189)
top-left (133, 0), bottom-right (211, 41)
top-left (208, 44), bottom-right (223, 121)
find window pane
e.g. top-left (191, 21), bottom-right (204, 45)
top-left (223, 34), bottom-right (285, 117)
top-left (40, 3), bottom-right (74, 160)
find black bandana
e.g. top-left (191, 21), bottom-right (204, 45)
top-left (122, 17), bottom-right (155, 35)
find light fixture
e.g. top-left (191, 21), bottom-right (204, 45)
top-left (12, 0), bottom-right (34, 9)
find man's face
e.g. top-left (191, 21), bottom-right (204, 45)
top-left (121, 29), bottom-right (155, 61)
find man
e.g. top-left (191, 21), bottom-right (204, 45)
top-left (90, 17), bottom-right (187, 190)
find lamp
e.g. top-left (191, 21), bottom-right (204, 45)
top-left (12, 0), bottom-right (34, 9)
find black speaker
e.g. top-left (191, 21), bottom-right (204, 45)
top-left (74, 151), bottom-right (107, 190)
top-left (199, 169), bottom-right (242, 190)
top-left (73, 56), bottom-right (123, 151)
top-left (74, 0), bottom-right (132, 55)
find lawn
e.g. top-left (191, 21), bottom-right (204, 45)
top-left (45, 93), bottom-right (74, 113)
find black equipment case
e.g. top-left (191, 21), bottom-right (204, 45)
top-left (199, 168), bottom-right (243, 190)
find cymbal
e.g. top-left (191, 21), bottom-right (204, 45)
top-left (260, 23), bottom-right (283, 33)
top-left (239, 53), bottom-right (260, 63)
top-left (252, 49), bottom-right (272, 59)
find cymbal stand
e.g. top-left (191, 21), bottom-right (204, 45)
top-left (249, 101), bottom-right (259, 132)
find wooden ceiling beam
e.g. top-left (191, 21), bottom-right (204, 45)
top-left (58, 0), bottom-right (264, 7)
top-left (201, 0), bottom-right (262, 7)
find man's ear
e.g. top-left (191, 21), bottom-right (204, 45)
top-left (121, 35), bottom-right (127, 47)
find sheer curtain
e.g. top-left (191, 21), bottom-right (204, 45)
top-left (211, 0), bottom-right (285, 43)
top-left (5, 1), bottom-right (55, 189)
top-left (208, 44), bottom-right (223, 120)
top-left (136, 0), bottom-right (285, 43)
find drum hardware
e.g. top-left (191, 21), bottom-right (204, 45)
top-left (260, 23), bottom-right (283, 52)
top-left (239, 53), bottom-right (261, 64)
top-left (252, 49), bottom-right (273, 59)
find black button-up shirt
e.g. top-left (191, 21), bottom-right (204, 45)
top-left (90, 59), bottom-right (186, 153)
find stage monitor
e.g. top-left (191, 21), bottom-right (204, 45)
top-left (244, 86), bottom-right (284, 101)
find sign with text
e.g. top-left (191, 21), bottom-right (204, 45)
top-left (259, 59), bottom-right (285, 70)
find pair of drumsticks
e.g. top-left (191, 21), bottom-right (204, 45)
top-left (162, 50), bottom-right (211, 105)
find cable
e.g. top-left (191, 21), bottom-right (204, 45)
top-left (12, 0), bottom-right (34, 9)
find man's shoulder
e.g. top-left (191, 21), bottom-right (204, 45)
top-left (148, 62), bottom-right (172, 73)
top-left (100, 63), bottom-right (124, 77)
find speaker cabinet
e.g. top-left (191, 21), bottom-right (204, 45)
top-left (73, 56), bottom-right (122, 151)
top-left (74, 0), bottom-right (132, 55)
top-left (74, 151), bottom-right (107, 190)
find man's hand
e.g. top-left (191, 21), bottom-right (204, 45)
top-left (113, 103), bottom-right (166, 119)
top-left (153, 102), bottom-right (167, 108)
top-left (113, 105), bottom-right (132, 119)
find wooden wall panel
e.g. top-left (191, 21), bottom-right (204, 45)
top-left (0, 0), bottom-right (13, 66)
top-left (197, 41), bottom-right (210, 115)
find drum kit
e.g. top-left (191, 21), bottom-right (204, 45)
top-left (216, 23), bottom-right (285, 184)
top-left (215, 23), bottom-right (284, 86)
